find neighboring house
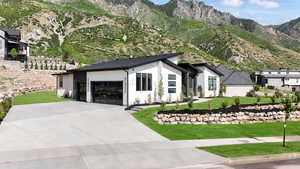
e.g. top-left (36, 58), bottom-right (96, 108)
top-left (0, 28), bottom-right (29, 62)
top-left (216, 65), bottom-right (254, 97)
top-left (255, 69), bottom-right (300, 91)
top-left (54, 53), bottom-right (186, 106)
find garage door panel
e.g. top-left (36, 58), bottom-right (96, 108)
top-left (92, 81), bottom-right (123, 105)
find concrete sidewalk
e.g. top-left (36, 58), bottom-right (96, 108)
top-left (173, 136), bottom-right (300, 148)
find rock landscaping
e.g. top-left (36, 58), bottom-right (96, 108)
top-left (154, 104), bottom-right (300, 125)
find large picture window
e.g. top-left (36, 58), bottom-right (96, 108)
top-left (168, 74), bottom-right (176, 93)
top-left (136, 73), bottom-right (152, 91)
top-left (208, 76), bottom-right (217, 91)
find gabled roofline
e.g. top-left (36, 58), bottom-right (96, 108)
top-left (178, 63), bottom-right (203, 74)
top-left (193, 63), bottom-right (224, 76)
top-left (75, 52), bottom-right (184, 72)
top-left (162, 59), bottom-right (188, 73)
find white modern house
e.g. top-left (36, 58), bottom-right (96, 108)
top-left (255, 69), bottom-right (300, 91)
top-left (0, 29), bottom-right (29, 62)
top-left (54, 53), bottom-right (186, 106)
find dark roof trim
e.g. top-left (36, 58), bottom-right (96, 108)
top-left (52, 72), bottom-right (73, 76)
top-left (75, 52), bottom-right (184, 72)
top-left (162, 59), bottom-right (188, 73)
top-left (193, 63), bottom-right (224, 76)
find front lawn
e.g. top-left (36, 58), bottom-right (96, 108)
top-left (13, 91), bottom-right (71, 105)
top-left (200, 142), bottom-right (300, 158)
top-left (133, 97), bottom-right (300, 140)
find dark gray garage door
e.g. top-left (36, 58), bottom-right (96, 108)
top-left (91, 81), bottom-right (123, 105)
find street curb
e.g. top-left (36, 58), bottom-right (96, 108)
top-left (223, 152), bottom-right (300, 165)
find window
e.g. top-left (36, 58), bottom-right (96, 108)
top-left (58, 76), bottom-right (63, 88)
top-left (208, 76), bottom-right (217, 91)
top-left (147, 74), bottom-right (152, 90)
top-left (136, 73), bottom-right (141, 91)
top-left (142, 73), bottom-right (147, 91)
top-left (136, 73), bottom-right (152, 91)
top-left (168, 74), bottom-right (176, 93)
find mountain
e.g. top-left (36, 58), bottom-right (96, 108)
top-left (275, 17), bottom-right (300, 41)
top-left (1, 0), bottom-right (300, 71)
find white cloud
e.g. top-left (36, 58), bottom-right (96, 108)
top-left (250, 0), bottom-right (280, 8)
top-left (222, 0), bottom-right (244, 7)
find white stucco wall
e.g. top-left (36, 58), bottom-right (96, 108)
top-left (224, 85), bottom-right (253, 97)
top-left (195, 66), bottom-right (221, 97)
top-left (57, 74), bottom-right (74, 98)
top-left (128, 61), bottom-right (182, 105)
top-left (86, 70), bottom-right (127, 104)
top-left (266, 78), bottom-right (283, 87)
top-left (0, 30), bottom-right (5, 60)
top-left (284, 78), bottom-right (300, 86)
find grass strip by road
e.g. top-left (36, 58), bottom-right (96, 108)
top-left (13, 91), bottom-right (71, 105)
top-left (133, 97), bottom-right (300, 140)
top-left (199, 142), bottom-right (300, 158)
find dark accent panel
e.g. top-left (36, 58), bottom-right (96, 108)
top-left (91, 81), bottom-right (123, 105)
top-left (73, 71), bottom-right (87, 101)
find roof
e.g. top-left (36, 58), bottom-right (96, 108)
top-left (262, 74), bottom-right (300, 78)
top-left (223, 72), bottom-right (254, 85)
top-left (178, 63), bottom-right (203, 74)
top-left (162, 59), bottom-right (188, 73)
top-left (76, 53), bottom-right (184, 72)
top-left (192, 63), bottom-right (224, 76)
top-left (0, 28), bottom-right (21, 37)
top-left (215, 64), bottom-right (232, 78)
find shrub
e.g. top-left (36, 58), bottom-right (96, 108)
top-left (256, 96), bottom-right (261, 103)
top-left (24, 62), bottom-right (28, 69)
top-left (275, 89), bottom-right (283, 98)
top-left (34, 62), bottom-right (38, 69)
top-left (198, 85), bottom-right (204, 98)
top-left (264, 92), bottom-right (268, 97)
top-left (271, 96), bottom-right (276, 103)
top-left (208, 101), bottom-right (212, 110)
top-left (63, 64), bottom-right (67, 70)
top-left (160, 102), bottom-right (166, 111)
top-left (188, 95), bottom-right (194, 110)
top-left (175, 99), bottom-right (179, 110)
top-left (59, 64), bottom-right (63, 70)
top-left (0, 102), bottom-right (4, 113)
top-left (267, 86), bottom-right (275, 90)
top-left (54, 64), bottom-right (58, 70)
top-left (235, 97), bottom-right (240, 106)
top-left (40, 64), bottom-right (44, 70)
top-left (30, 61), bottom-right (33, 69)
top-left (50, 64), bottom-right (53, 70)
top-left (222, 101), bottom-right (229, 109)
top-left (295, 91), bottom-right (300, 103)
top-left (254, 85), bottom-right (260, 91)
top-left (246, 90), bottom-right (256, 97)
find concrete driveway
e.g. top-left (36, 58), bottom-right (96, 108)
top-left (0, 101), bottom-right (225, 169)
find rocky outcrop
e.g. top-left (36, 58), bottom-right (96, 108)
top-left (154, 104), bottom-right (300, 125)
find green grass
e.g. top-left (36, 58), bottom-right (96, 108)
top-left (200, 142), bottom-right (300, 158)
top-left (133, 97), bottom-right (300, 140)
top-left (13, 91), bottom-right (71, 105)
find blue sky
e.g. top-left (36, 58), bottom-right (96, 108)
top-left (149, 0), bottom-right (300, 25)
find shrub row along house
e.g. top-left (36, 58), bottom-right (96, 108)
top-left (0, 29), bottom-right (29, 62)
top-left (53, 53), bottom-right (254, 106)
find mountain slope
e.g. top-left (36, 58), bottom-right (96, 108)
top-left (1, 0), bottom-right (300, 71)
top-left (275, 17), bottom-right (300, 41)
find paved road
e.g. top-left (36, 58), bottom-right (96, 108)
top-left (229, 158), bottom-right (300, 169)
top-left (0, 101), bottom-right (224, 169)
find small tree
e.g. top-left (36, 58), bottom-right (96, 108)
top-left (24, 62), bottom-right (28, 69)
top-left (198, 85), bottom-right (204, 98)
top-left (63, 64), bottom-right (67, 70)
top-left (40, 64), bottom-right (44, 70)
top-left (9, 48), bottom-right (18, 59)
top-left (222, 101), bottom-right (229, 109)
top-left (256, 96), bottom-right (261, 104)
top-left (219, 84), bottom-right (226, 97)
top-left (188, 94), bottom-right (194, 110)
top-left (208, 101), bottom-right (212, 110)
top-left (275, 89), bottom-right (283, 98)
top-left (282, 97), bottom-right (296, 147)
top-left (235, 97), bottom-right (240, 107)
top-left (50, 64), bottom-right (53, 70)
top-left (54, 64), bottom-right (58, 70)
top-left (45, 63), bottom-right (49, 70)
top-left (30, 61), bottom-right (33, 69)
top-left (295, 91), bottom-right (300, 103)
top-left (271, 96), bottom-right (276, 103)
top-left (160, 101), bottom-right (166, 111)
top-left (158, 75), bottom-right (164, 102)
top-left (254, 85), bottom-right (260, 92)
top-left (175, 99), bottom-right (180, 110)
top-left (59, 64), bottom-right (63, 70)
top-left (34, 62), bottom-right (38, 69)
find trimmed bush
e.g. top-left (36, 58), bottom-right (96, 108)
top-left (235, 97), bottom-right (240, 106)
top-left (254, 85), bottom-right (260, 91)
top-left (271, 96), bottom-right (276, 103)
top-left (256, 96), bottom-right (261, 103)
top-left (222, 101), bottom-right (229, 109)
top-left (246, 90), bottom-right (256, 97)
top-left (295, 91), bottom-right (300, 103)
top-left (275, 89), bottom-right (283, 98)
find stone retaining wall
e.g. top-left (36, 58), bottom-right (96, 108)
top-left (154, 104), bottom-right (300, 125)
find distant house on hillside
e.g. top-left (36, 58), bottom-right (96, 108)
top-left (0, 28), bottom-right (29, 62)
top-left (255, 69), bottom-right (300, 91)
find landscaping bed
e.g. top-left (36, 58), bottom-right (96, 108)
top-left (154, 103), bottom-right (300, 124)
top-left (0, 98), bottom-right (12, 122)
top-left (200, 142), bottom-right (300, 158)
